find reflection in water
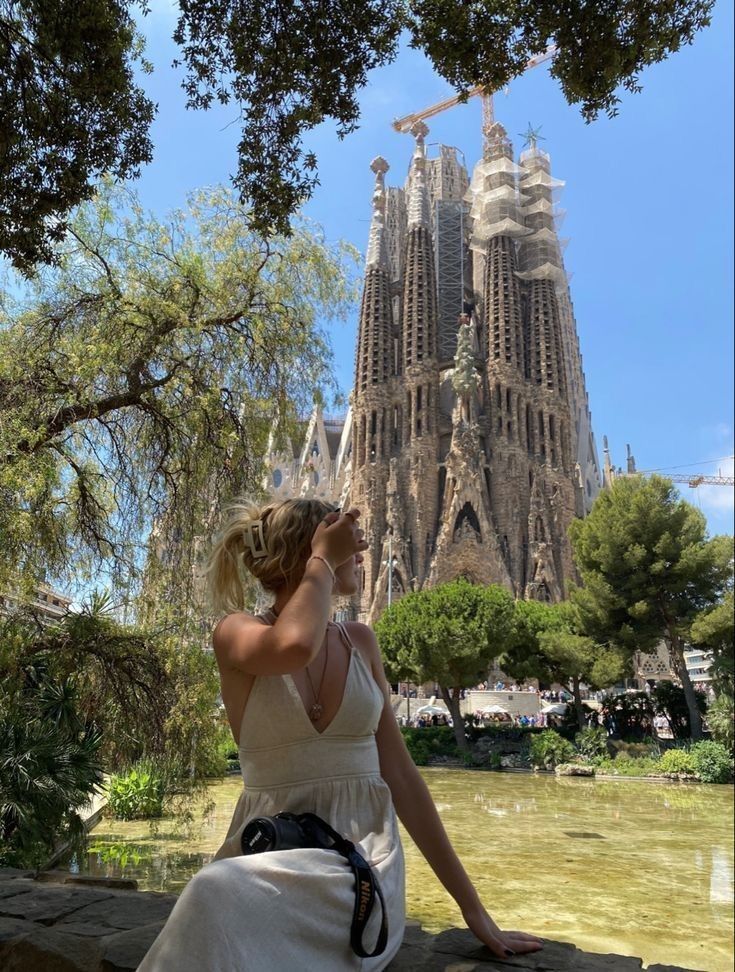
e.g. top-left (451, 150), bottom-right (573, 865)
top-left (74, 771), bottom-right (733, 970)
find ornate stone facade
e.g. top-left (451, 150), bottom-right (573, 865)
top-left (267, 121), bottom-right (602, 622)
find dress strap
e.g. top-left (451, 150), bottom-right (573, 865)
top-left (334, 621), bottom-right (355, 653)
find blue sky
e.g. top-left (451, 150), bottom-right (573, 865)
top-left (133, 2), bottom-right (733, 535)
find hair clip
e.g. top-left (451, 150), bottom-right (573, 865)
top-left (243, 519), bottom-right (268, 560)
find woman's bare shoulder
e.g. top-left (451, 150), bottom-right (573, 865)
top-left (212, 610), bottom-right (262, 649)
top-left (342, 621), bottom-right (380, 662)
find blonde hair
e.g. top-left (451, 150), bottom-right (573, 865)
top-left (206, 497), bottom-right (336, 615)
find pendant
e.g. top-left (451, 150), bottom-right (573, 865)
top-left (309, 703), bottom-right (323, 722)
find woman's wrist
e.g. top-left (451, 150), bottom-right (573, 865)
top-left (306, 553), bottom-right (336, 583)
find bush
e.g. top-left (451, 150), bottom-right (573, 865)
top-left (575, 726), bottom-right (609, 762)
top-left (690, 741), bottom-right (734, 784)
top-left (400, 727), bottom-right (460, 759)
top-left (0, 658), bottom-right (103, 868)
top-left (198, 720), bottom-right (236, 779)
top-left (529, 730), bottom-right (576, 770)
top-left (595, 756), bottom-right (661, 777)
top-left (404, 736), bottom-right (431, 766)
top-left (609, 739), bottom-right (658, 758)
top-left (107, 762), bottom-right (165, 820)
top-left (657, 748), bottom-right (697, 777)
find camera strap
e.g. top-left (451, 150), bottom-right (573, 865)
top-left (298, 813), bottom-right (389, 959)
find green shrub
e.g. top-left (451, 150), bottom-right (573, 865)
top-left (400, 727), bottom-right (460, 760)
top-left (107, 762), bottom-right (165, 820)
top-left (690, 741), bottom-right (734, 784)
top-left (403, 735), bottom-right (431, 766)
top-left (595, 756), bottom-right (661, 777)
top-left (657, 748), bottom-right (697, 777)
top-left (609, 739), bottom-right (658, 758)
top-left (529, 730), bottom-right (576, 770)
top-left (575, 726), bottom-right (609, 762)
top-left (0, 658), bottom-right (103, 868)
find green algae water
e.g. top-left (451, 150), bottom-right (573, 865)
top-left (76, 770), bottom-right (733, 971)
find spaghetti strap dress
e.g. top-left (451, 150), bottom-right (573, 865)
top-left (138, 617), bottom-right (406, 971)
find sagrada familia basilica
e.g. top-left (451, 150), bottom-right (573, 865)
top-left (266, 115), bottom-right (603, 623)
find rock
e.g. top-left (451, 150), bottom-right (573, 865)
top-left (0, 885), bottom-right (113, 924)
top-left (0, 924), bottom-right (100, 971)
top-left (555, 764), bottom-right (595, 777)
top-left (59, 891), bottom-right (177, 932)
top-left (0, 916), bottom-right (30, 947)
top-left (99, 921), bottom-right (166, 971)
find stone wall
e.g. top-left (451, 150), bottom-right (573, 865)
top-left (0, 868), bottom-right (695, 971)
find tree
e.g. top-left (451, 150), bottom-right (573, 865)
top-left (505, 599), bottom-right (629, 730)
top-left (690, 590), bottom-right (734, 694)
top-left (0, 592), bottom-right (223, 785)
top-left (375, 579), bottom-right (516, 751)
top-left (0, 0), bottom-right (155, 274)
top-left (0, 638), bottom-right (104, 867)
top-left (691, 590), bottom-right (734, 750)
top-left (0, 182), bottom-right (357, 601)
top-left (1, 2), bottom-right (714, 266)
top-left (569, 475), bottom-right (733, 740)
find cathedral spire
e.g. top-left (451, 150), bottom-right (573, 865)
top-left (354, 158), bottom-right (393, 399)
top-left (365, 156), bottom-right (389, 270)
top-left (402, 121), bottom-right (438, 371)
top-left (406, 122), bottom-right (431, 229)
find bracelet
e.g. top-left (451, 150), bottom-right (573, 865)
top-left (307, 555), bottom-right (336, 583)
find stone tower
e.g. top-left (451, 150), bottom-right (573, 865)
top-left (266, 120), bottom-right (601, 621)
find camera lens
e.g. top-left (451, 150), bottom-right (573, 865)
top-left (241, 818), bottom-right (277, 855)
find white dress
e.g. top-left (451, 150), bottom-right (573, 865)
top-left (138, 620), bottom-right (406, 971)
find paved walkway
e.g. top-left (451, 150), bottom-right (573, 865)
top-left (0, 868), bottom-right (696, 971)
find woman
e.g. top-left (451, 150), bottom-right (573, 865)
top-left (139, 499), bottom-right (543, 970)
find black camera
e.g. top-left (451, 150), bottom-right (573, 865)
top-left (240, 812), bottom-right (331, 855)
top-left (239, 810), bottom-right (388, 958)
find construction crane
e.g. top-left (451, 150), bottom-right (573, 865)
top-left (392, 46), bottom-right (556, 137)
top-left (665, 473), bottom-right (734, 489)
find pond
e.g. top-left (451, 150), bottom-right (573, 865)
top-left (73, 770), bottom-right (734, 971)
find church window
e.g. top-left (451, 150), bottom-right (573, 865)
top-left (453, 502), bottom-right (482, 542)
top-left (538, 411), bottom-right (545, 437)
top-left (535, 517), bottom-right (545, 542)
top-left (272, 469), bottom-right (283, 488)
top-left (549, 415), bottom-right (555, 441)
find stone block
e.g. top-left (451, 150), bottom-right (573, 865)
top-left (0, 885), bottom-right (113, 924)
top-left (99, 921), bottom-right (166, 971)
top-left (64, 891), bottom-right (177, 931)
top-left (0, 915), bottom-right (31, 946)
top-left (0, 924), bottom-right (100, 971)
top-left (555, 764), bottom-right (595, 777)
top-left (0, 878), bottom-right (34, 900)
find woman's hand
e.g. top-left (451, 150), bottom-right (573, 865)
top-left (462, 904), bottom-right (544, 960)
top-left (310, 507), bottom-right (368, 570)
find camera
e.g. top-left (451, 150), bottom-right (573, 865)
top-left (240, 812), bottom-right (332, 855)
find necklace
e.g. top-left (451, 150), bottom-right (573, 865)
top-left (266, 607), bottom-right (329, 722)
top-left (304, 636), bottom-right (330, 721)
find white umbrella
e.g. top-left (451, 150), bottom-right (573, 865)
top-left (481, 704), bottom-right (509, 715)
top-left (541, 702), bottom-right (567, 715)
top-left (415, 703), bottom-right (448, 716)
